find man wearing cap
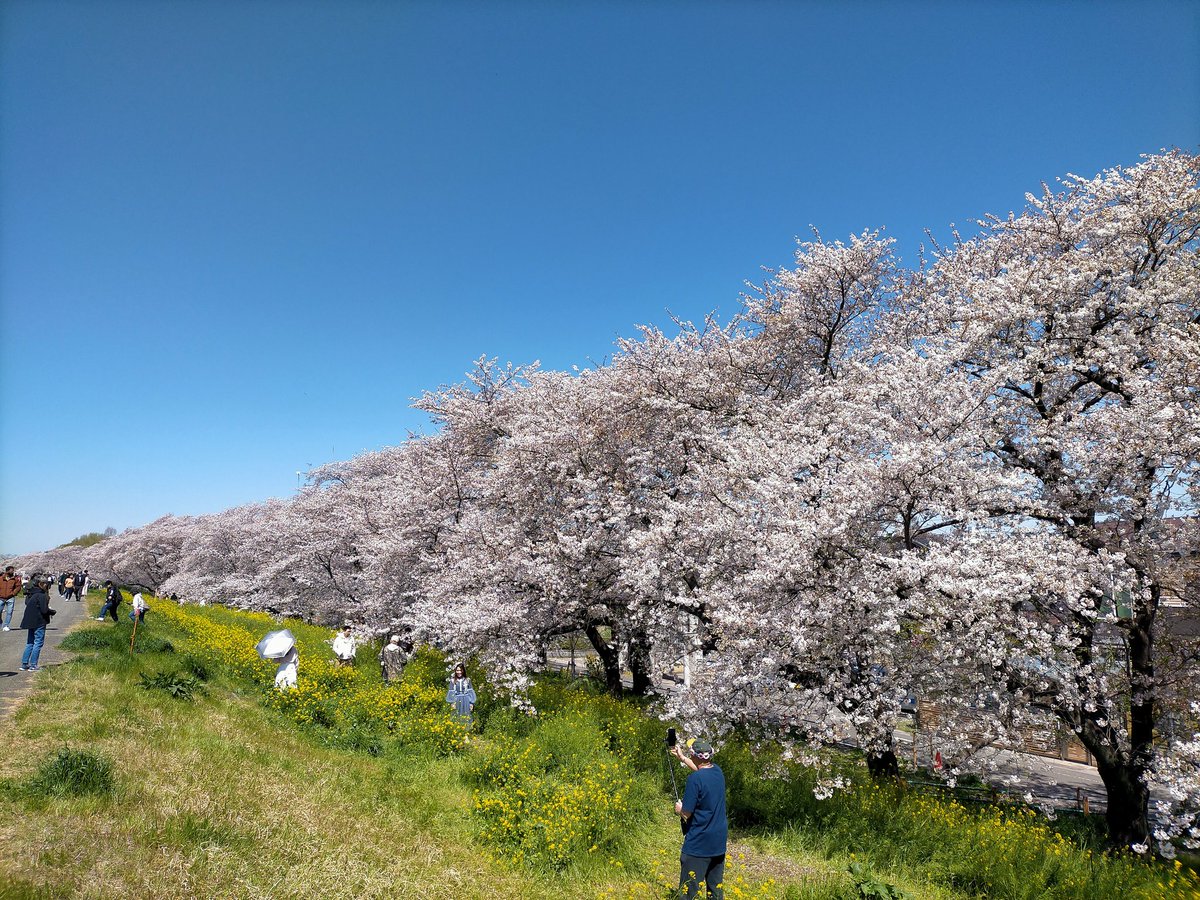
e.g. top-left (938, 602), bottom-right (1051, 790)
top-left (670, 737), bottom-right (727, 899)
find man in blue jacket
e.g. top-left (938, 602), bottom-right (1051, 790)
top-left (670, 738), bottom-right (727, 899)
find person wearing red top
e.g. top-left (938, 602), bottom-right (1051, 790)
top-left (0, 566), bottom-right (21, 631)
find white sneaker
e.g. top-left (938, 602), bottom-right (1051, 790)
top-left (96, 617), bottom-right (106, 621)
top-left (2, 626), bottom-right (8, 631)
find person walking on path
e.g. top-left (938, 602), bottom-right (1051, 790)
top-left (75, 571), bottom-right (89, 600)
top-left (96, 581), bottom-right (122, 622)
top-left (379, 634), bottom-right (406, 684)
top-left (445, 663), bottom-right (476, 724)
top-left (670, 738), bottom-right (728, 900)
top-left (332, 625), bottom-right (357, 667)
top-left (0, 566), bottom-right (21, 631)
top-left (19, 575), bottom-right (55, 672)
top-left (0, 583), bottom-right (85, 713)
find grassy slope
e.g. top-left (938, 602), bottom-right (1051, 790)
top-left (0, 609), bottom-right (966, 900)
top-left (0, 667), bottom-right (527, 898)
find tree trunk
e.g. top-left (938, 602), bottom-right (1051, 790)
top-left (1084, 605), bottom-right (1156, 849)
top-left (585, 624), bottom-right (623, 696)
top-left (628, 631), bottom-right (654, 696)
top-left (1095, 754), bottom-right (1151, 848)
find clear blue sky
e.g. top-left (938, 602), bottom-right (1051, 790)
top-left (2, 0), bottom-right (1197, 555)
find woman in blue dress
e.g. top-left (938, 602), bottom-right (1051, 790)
top-left (446, 663), bottom-right (476, 725)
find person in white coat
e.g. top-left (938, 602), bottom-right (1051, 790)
top-left (332, 626), bottom-right (357, 667)
top-left (275, 645), bottom-right (299, 689)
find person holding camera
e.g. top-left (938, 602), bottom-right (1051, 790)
top-left (670, 737), bottom-right (727, 899)
top-left (19, 574), bottom-right (56, 672)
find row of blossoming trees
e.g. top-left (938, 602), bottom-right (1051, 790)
top-left (18, 152), bottom-right (1199, 853)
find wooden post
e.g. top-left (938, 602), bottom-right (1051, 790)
top-left (129, 613), bottom-right (139, 652)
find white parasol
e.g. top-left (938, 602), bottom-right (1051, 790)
top-left (256, 629), bottom-right (296, 660)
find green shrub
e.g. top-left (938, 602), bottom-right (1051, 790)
top-left (717, 740), bottom-right (826, 830)
top-left (59, 628), bottom-right (122, 652)
top-left (482, 704), bottom-right (538, 742)
top-left (849, 861), bottom-right (909, 900)
top-left (25, 747), bottom-right (115, 799)
top-left (132, 635), bottom-right (174, 654)
top-left (320, 722), bottom-right (385, 756)
top-left (467, 711), bottom-right (657, 873)
top-left (402, 645), bottom-right (451, 690)
top-left (139, 670), bottom-right (203, 700)
top-left (181, 655), bottom-right (211, 682)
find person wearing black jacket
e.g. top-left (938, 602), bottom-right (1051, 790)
top-left (19, 574), bottom-right (55, 672)
top-left (96, 581), bottom-right (122, 622)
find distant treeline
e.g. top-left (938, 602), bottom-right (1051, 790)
top-left (57, 527), bottom-right (117, 550)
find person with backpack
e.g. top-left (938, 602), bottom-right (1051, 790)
top-left (96, 581), bottom-right (122, 622)
top-left (379, 634), bottom-right (407, 684)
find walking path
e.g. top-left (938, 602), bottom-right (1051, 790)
top-left (0, 584), bottom-right (91, 719)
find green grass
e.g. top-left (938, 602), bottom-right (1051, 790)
top-left (0, 609), bottom-right (850, 899)
top-left (11, 746), bottom-right (116, 801)
top-left (0, 600), bottom-right (1191, 900)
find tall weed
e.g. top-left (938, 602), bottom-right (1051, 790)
top-left (23, 747), bottom-right (115, 799)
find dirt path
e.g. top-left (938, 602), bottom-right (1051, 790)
top-left (0, 583), bottom-right (91, 718)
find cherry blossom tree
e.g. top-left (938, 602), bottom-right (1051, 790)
top-left (160, 500), bottom-right (290, 608)
top-left (85, 514), bottom-right (198, 594)
top-left (898, 150), bottom-right (1200, 848)
top-left (16, 150), bottom-right (1195, 853)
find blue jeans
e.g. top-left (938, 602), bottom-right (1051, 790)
top-left (21, 626), bottom-right (46, 669)
top-left (1, 597), bottom-right (13, 627)
top-left (680, 852), bottom-right (724, 899)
